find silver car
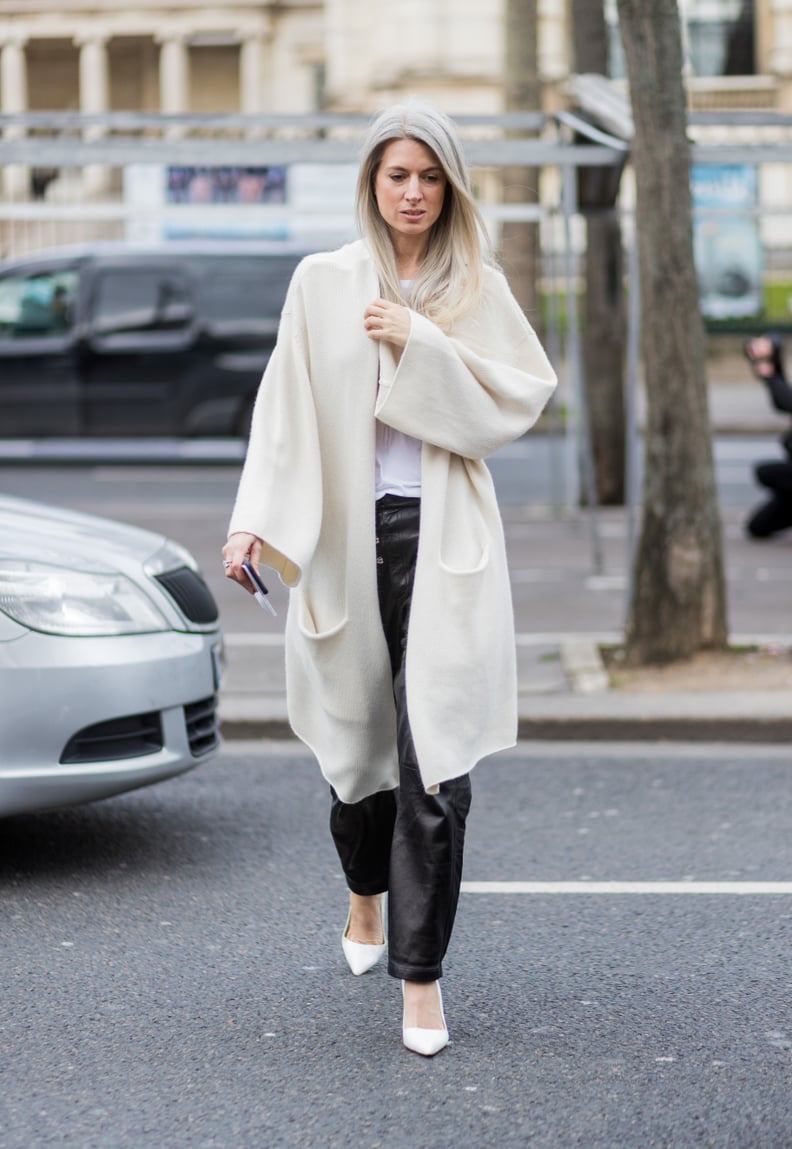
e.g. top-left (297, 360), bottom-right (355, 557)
top-left (0, 494), bottom-right (223, 816)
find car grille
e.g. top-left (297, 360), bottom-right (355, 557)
top-left (60, 711), bottom-right (164, 764)
top-left (185, 696), bottom-right (219, 757)
top-left (154, 567), bottom-right (219, 625)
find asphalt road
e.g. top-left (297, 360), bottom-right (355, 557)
top-left (2, 741), bottom-right (791, 1149)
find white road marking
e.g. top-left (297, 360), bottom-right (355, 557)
top-left (585, 575), bottom-right (627, 591)
top-left (57, 501), bottom-right (230, 518)
top-left (225, 632), bottom-right (285, 645)
top-left (461, 881), bottom-right (792, 894)
top-left (221, 738), bottom-right (308, 757)
top-left (91, 467), bottom-right (239, 481)
top-left (510, 569), bottom-right (567, 583)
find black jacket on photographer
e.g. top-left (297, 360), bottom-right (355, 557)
top-left (748, 358), bottom-right (792, 538)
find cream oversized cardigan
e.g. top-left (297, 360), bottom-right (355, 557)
top-left (228, 239), bottom-right (556, 802)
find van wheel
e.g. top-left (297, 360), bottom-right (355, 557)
top-left (236, 396), bottom-right (255, 440)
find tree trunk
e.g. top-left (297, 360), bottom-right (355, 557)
top-left (584, 213), bottom-right (626, 503)
top-left (616, 0), bottom-right (729, 663)
top-left (571, 0), bottom-right (626, 505)
top-left (501, 0), bottom-right (540, 319)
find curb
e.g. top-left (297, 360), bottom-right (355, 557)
top-left (514, 715), bottom-right (792, 743)
top-left (220, 716), bottom-right (295, 740)
top-left (219, 700), bottom-right (792, 745)
top-left (219, 715), bottom-right (792, 744)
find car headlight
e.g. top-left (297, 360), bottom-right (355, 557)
top-left (0, 560), bottom-right (170, 636)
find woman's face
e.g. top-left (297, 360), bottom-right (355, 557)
top-left (373, 138), bottom-right (447, 242)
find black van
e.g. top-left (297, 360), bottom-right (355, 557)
top-left (0, 242), bottom-right (308, 437)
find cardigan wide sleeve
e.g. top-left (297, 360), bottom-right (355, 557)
top-left (227, 270), bottom-right (322, 587)
top-left (375, 267), bottom-right (557, 460)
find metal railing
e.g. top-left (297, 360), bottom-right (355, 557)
top-left (3, 109), bottom-right (792, 595)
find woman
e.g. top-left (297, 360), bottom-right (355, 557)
top-left (222, 102), bottom-right (556, 1056)
top-left (744, 334), bottom-right (792, 538)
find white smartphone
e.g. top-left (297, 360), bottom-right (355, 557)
top-left (241, 560), bottom-right (277, 616)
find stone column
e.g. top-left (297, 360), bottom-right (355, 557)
top-left (1, 36), bottom-right (27, 114)
top-left (771, 0), bottom-right (792, 110)
top-left (78, 35), bottom-right (109, 117)
top-left (539, 0), bottom-right (567, 88)
top-left (1, 36), bottom-right (29, 200)
top-left (76, 34), bottom-right (110, 198)
top-left (769, 0), bottom-right (792, 228)
top-left (324, 0), bottom-right (372, 110)
top-left (159, 34), bottom-right (189, 116)
top-left (240, 36), bottom-right (264, 114)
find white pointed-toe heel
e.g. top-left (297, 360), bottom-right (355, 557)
top-left (341, 898), bottom-right (387, 976)
top-left (401, 980), bottom-right (450, 1057)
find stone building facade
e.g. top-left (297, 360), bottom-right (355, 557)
top-left (0, 1), bottom-right (323, 123)
top-left (2, 1), bottom-right (792, 124)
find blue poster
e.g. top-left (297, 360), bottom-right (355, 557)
top-left (691, 164), bottom-right (762, 319)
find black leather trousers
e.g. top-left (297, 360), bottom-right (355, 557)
top-left (329, 494), bottom-right (472, 982)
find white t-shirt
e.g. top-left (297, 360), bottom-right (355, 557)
top-left (375, 280), bottom-right (422, 500)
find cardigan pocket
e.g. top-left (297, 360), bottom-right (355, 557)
top-left (438, 541), bottom-right (490, 577)
top-left (296, 593), bottom-right (348, 641)
top-left (435, 539), bottom-right (492, 637)
top-left (295, 564), bottom-right (348, 638)
top-left (434, 487), bottom-right (491, 574)
top-left (437, 457), bottom-right (492, 575)
top-left (293, 598), bottom-right (352, 720)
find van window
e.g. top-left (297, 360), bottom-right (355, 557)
top-left (0, 270), bottom-right (78, 340)
top-left (202, 256), bottom-right (300, 336)
top-left (92, 269), bottom-right (193, 337)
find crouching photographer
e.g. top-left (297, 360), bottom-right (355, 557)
top-left (743, 334), bottom-right (792, 539)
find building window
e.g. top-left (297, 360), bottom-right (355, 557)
top-left (606, 0), bottom-right (755, 79)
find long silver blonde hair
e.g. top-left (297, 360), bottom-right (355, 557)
top-left (355, 102), bottom-right (492, 329)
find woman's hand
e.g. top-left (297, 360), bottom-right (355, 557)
top-left (364, 299), bottom-right (411, 349)
top-left (222, 531), bottom-right (263, 594)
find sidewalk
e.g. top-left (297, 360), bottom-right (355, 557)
top-left (218, 628), bottom-right (792, 745)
